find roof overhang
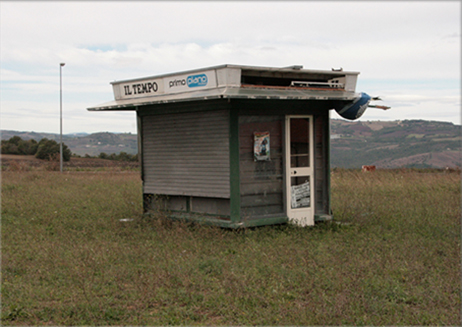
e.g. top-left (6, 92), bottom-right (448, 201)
top-left (88, 64), bottom-right (360, 111)
top-left (88, 86), bottom-right (359, 111)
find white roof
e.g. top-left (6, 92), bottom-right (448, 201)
top-left (88, 64), bottom-right (360, 111)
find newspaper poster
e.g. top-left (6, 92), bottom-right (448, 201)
top-left (291, 181), bottom-right (310, 208)
top-left (254, 131), bottom-right (270, 161)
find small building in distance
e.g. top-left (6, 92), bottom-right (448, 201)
top-left (88, 64), bottom-right (382, 228)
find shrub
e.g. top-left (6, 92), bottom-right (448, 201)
top-left (6, 135), bottom-right (22, 146)
top-left (98, 152), bottom-right (109, 159)
top-left (98, 151), bottom-right (137, 161)
top-left (35, 138), bottom-right (71, 161)
top-left (1, 137), bottom-right (38, 155)
top-left (1, 141), bottom-right (20, 155)
top-left (18, 139), bottom-right (38, 155)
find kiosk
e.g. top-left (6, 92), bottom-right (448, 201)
top-left (88, 64), bottom-right (384, 228)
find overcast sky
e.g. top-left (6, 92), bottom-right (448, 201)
top-left (1, 1), bottom-right (460, 134)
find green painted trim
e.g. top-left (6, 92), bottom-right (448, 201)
top-left (145, 212), bottom-right (288, 229)
top-left (137, 99), bottom-right (227, 117)
top-left (229, 106), bottom-right (241, 223)
top-left (136, 111), bottom-right (144, 182)
top-left (186, 196), bottom-right (191, 213)
top-left (327, 111), bottom-right (332, 218)
top-left (235, 99), bottom-right (335, 116)
top-left (239, 216), bottom-right (289, 228)
top-left (315, 214), bottom-right (333, 222)
top-left (144, 211), bottom-right (329, 228)
top-left (158, 212), bottom-right (235, 228)
top-left (144, 204), bottom-right (230, 219)
top-left (150, 209), bottom-right (230, 219)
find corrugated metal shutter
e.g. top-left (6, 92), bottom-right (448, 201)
top-left (142, 110), bottom-right (230, 198)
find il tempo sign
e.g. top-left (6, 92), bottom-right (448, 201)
top-left (113, 70), bottom-right (217, 100)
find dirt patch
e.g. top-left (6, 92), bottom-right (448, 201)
top-left (363, 122), bottom-right (384, 131)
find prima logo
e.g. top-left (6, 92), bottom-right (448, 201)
top-left (167, 73), bottom-right (209, 89)
top-left (187, 74), bottom-right (208, 88)
top-left (169, 79), bottom-right (186, 88)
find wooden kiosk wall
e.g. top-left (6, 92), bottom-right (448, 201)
top-left (139, 98), bottom-right (331, 227)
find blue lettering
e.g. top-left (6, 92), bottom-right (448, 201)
top-left (187, 74), bottom-right (208, 87)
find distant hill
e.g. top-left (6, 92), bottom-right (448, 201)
top-left (330, 119), bottom-right (461, 169)
top-left (2, 119), bottom-right (461, 168)
top-left (1, 130), bottom-right (137, 157)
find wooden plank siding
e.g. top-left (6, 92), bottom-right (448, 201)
top-left (139, 98), bottom-right (331, 225)
top-left (239, 115), bottom-right (285, 219)
top-left (142, 109), bottom-right (230, 198)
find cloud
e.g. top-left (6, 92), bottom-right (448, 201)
top-left (1, 1), bottom-right (460, 133)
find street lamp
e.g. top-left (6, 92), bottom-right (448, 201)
top-left (60, 63), bottom-right (65, 173)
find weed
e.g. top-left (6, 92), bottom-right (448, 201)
top-left (6, 160), bottom-right (30, 171)
top-left (1, 305), bottom-right (29, 322)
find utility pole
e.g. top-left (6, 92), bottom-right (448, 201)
top-left (60, 63), bottom-right (65, 173)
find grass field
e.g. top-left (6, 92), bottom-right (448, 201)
top-left (1, 169), bottom-right (460, 325)
top-left (1, 154), bottom-right (139, 171)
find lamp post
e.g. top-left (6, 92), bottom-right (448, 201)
top-left (60, 63), bottom-right (65, 173)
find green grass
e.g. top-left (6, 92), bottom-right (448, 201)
top-left (1, 169), bottom-right (460, 325)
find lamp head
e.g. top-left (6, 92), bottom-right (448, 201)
top-left (60, 63), bottom-right (65, 67)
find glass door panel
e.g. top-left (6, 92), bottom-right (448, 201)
top-left (286, 116), bottom-right (314, 226)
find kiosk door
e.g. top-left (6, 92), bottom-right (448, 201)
top-left (285, 116), bottom-right (315, 226)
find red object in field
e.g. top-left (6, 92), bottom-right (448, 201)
top-left (362, 165), bottom-right (376, 172)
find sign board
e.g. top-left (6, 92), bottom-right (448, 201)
top-left (291, 181), bottom-right (310, 208)
top-left (113, 70), bottom-right (217, 100)
top-left (254, 131), bottom-right (270, 161)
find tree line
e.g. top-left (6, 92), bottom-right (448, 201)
top-left (1, 136), bottom-right (137, 162)
top-left (1, 136), bottom-right (72, 161)
top-left (79, 152), bottom-right (138, 162)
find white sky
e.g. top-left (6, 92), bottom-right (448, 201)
top-left (1, 1), bottom-right (460, 134)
